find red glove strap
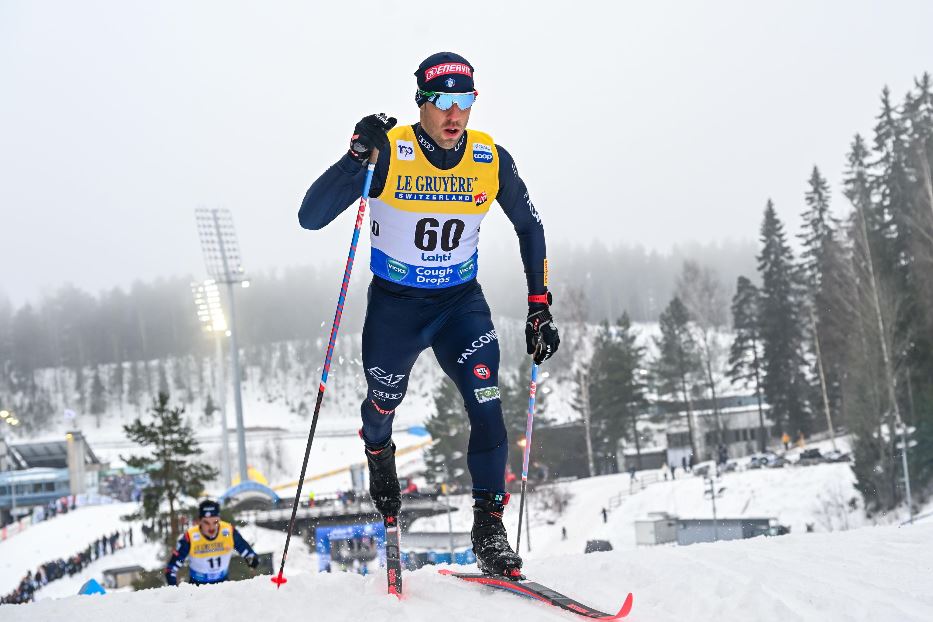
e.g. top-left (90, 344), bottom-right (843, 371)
top-left (528, 293), bottom-right (551, 305)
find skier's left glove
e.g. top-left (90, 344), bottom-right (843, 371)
top-left (525, 292), bottom-right (560, 364)
top-left (246, 554), bottom-right (260, 569)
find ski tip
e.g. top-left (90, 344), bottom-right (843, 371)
top-left (270, 573), bottom-right (288, 588)
top-left (437, 569), bottom-right (454, 576)
top-left (608, 593), bottom-right (634, 620)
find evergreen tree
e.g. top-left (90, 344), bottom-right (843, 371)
top-left (757, 201), bottom-right (812, 436)
top-left (797, 165), bottom-right (842, 440)
top-left (122, 393), bottom-right (218, 539)
top-left (424, 377), bottom-right (470, 490)
top-left (653, 297), bottom-right (702, 458)
top-left (89, 367), bottom-right (107, 428)
top-left (158, 360), bottom-right (170, 397)
top-left (727, 276), bottom-right (767, 451)
top-left (109, 361), bottom-right (124, 408)
top-left (202, 394), bottom-right (218, 424)
top-left (127, 361), bottom-right (143, 410)
top-left (870, 87), bottom-right (914, 283)
top-left (843, 134), bottom-right (901, 513)
top-left (73, 365), bottom-right (86, 413)
top-left (588, 314), bottom-right (646, 473)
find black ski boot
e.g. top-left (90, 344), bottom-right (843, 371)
top-left (364, 437), bottom-right (401, 518)
top-left (471, 491), bottom-right (523, 579)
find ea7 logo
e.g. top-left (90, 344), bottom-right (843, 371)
top-left (367, 366), bottom-right (406, 387)
top-left (396, 140), bottom-right (415, 161)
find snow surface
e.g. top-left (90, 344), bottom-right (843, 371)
top-left (2, 522), bottom-right (932, 622)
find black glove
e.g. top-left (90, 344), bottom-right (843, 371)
top-left (348, 113), bottom-right (397, 163)
top-left (526, 295), bottom-right (560, 364)
top-left (246, 555), bottom-right (260, 569)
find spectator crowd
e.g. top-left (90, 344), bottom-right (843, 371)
top-left (1, 527), bottom-right (134, 606)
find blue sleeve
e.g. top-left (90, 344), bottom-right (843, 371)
top-left (233, 528), bottom-right (257, 559)
top-left (165, 532), bottom-right (190, 586)
top-left (298, 153), bottom-right (390, 230)
top-left (495, 145), bottom-right (548, 296)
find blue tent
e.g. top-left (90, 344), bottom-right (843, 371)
top-left (78, 578), bottom-right (106, 596)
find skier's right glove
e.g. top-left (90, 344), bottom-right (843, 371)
top-left (348, 113), bottom-right (397, 164)
top-left (246, 554), bottom-right (260, 569)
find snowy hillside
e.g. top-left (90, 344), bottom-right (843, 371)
top-left (3, 521), bottom-right (932, 622)
top-left (0, 503), bottom-right (154, 596)
top-left (3, 319), bottom-right (692, 490)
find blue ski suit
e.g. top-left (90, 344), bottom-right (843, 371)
top-left (299, 123), bottom-right (547, 492)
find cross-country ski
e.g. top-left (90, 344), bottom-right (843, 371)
top-left (438, 569), bottom-right (634, 620)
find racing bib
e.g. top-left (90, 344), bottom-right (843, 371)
top-left (369, 125), bottom-right (500, 288)
top-left (186, 521), bottom-right (235, 583)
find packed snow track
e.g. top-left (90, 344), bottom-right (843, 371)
top-left (3, 522), bottom-right (932, 621)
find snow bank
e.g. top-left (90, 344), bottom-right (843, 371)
top-left (3, 522), bottom-right (932, 622)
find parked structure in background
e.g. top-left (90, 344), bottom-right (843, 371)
top-left (620, 395), bottom-right (775, 471)
top-left (0, 432), bottom-right (104, 525)
top-left (634, 514), bottom-right (788, 546)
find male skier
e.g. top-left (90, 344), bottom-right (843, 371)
top-left (299, 51), bottom-right (560, 577)
top-left (165, 500), bottom-right (260, 586)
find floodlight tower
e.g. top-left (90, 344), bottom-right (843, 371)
top-left (195, 208), bottom-right (250, 483)
top-left (191, 280), bottom-right (233, 488)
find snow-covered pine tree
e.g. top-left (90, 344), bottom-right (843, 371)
top-left (122, 392), bottom-right (218, 540)
top-left (588, 314), bottom-right (646, 472)
top-left (89, 367), bottom-right (107, 427)
top-left (757, 200), bottom-right (812, 437)
top-left (797, 166), bottom-right (842, 442)
top-left (109, 360), bottom-right (124, 409)
top-left (727, 277), bottom-right (767, 451)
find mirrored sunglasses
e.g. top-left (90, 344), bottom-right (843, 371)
top-left (418, 90), bottom-right (478, 111)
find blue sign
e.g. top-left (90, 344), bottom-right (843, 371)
top-left (315, 522), bottom-right (385, 573)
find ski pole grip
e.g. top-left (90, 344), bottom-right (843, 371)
top-left (370, 148), bottom-right (379, 164)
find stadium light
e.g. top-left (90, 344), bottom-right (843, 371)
top-left (195, 207), bottom-right (249, 483)
top-left (191, 279), bottom-right (234, 488)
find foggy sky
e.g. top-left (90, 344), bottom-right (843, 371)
top-left (2, 0), bottom-right (932, 305)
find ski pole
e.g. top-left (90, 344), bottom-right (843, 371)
top-left (272, 151), bottom-right (378, 588)
top-left (515, 361), bottom-right (539, 554)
